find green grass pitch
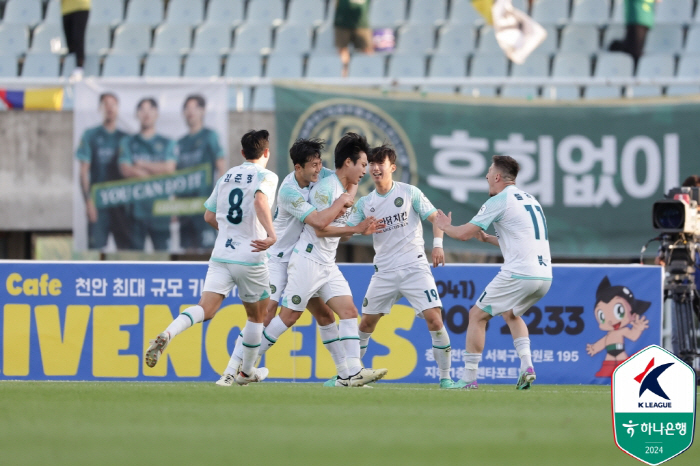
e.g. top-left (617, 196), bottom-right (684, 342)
top-left (0, 382), bottom-right (697, 466)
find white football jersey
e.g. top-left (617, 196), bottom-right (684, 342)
top-left (470, 185), bottom-right (552, 279)
top-left (294, 174), bottom-right (350, 265)
top-left (267, 168), bottom-right (334, 263)
top-left (347, 182), bottom-right (436, 271)
top-left (204, 161), bottom-right (278, 265)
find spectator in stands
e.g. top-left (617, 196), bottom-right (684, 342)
top-left (609, 0), bottom-right (657, 64)
top-left (61, 0), bottom-right (91, 81)
top-left (334, 0), bottom-right (374, 77)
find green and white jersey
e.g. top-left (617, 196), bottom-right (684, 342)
top-left (268, 167), bottom-right (334, 263)
top-left (176, 128), bottom-right (224, 197)
top-left (76, 125), bottom-right (128, 185)
top-left (294, 173), bottom-right (349, 265)
top-left (347, 182), bottom-right (436, 271)
top-left (469, 185), bottom-right (552, 279)
top-left (118, 133), bottom-right (177, 219)
top-left (204, 162), bottom-right (278, 266)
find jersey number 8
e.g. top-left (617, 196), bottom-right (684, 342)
top-left (227, 188), bottom-right (243, 224)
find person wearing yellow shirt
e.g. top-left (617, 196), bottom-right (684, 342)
top-left (61, 0), bottom-right (91, 81)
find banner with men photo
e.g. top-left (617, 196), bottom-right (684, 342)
top-left (72, 81), bottom-right (228, 254)
top-left (274, 83), bottom-right (700, 258)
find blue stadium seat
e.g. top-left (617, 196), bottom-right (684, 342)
top-left (305, 54), bottom-right (343, 77)
top-left (274, 24), bottom-right (312, 54)
top-left (387, 54), bottom-right (425, 78)
top-left (644, 25), bottom-right (684, 55)
top-left (585, 52), bottom-right (633, 99)
top-left (394, 24), bottom-right (434, 55)
top-left (448, 0), bottom-right (486, 26)
top-left (0, 24), bottom-right (29, 57)
top-left (630, 54), bottom-right (675, 97)
top-left (192, 24), bottom-right (232, 54)
top-left (348, 54), bottom-right (385, 78)
top-left (559, 25), bottom-right (600, 54)
top-left (252, 85), bottom-right (275, 111)
top-left (610, 0), bottom-right (624, 24)
top-left (183, 53), bottom-right (221, 77)
top-left (89, 0), bottom-right (125, 27)
top-left (61, 54), bottom-right (100, 77)
top-left (85, 24), bottom-right (111, 55)
top-left (21, 52), bottom-right (60, 77)
top-left (102, 53), bottom-right (141, 77)
top-left (125, 0), bottom-right (164, 26)
top-left (368, 0), bottom-right (407, 28)
top-left (286, 0), bottom-right (326, 27)
top-left (313, 23), bottom-right (336, 54)
top-left (684, 26), bottom-right (700, 53)
top-left (43, 0), bottom-right (62, 25)
top-left (429, 54), bottom-right (467, 77)
top-left (549, 53), bottom-right (591, 99)
top-left (602, 24), bottom-right (625, 49)
top-left (205, 0), bottom-right (244, 26)
top-left (436, 24), bottom-right (476, 56)
top-left (232, 25), bottom-right (271, 54)
top-left (265, 53), bottom-right (303, 78)
top-left (502, 54), bottom-right (549, 99)
top-left (143, 53), bottom-right (181, 77)
top-left (407, 0), bottom-right (447, 25)
top-left (667, 55), bottom-right (700, 95)
top-left (224, 53), bottom-right (262, 77)
top-left (228, 85), bottom-right (251, 111)
top-left (463, 54), bottom-right (508, 97)
top-left (165, 0), bottom-right (204, 25)
top-left (532, 0), bottom-right (570, 25)
top-left (30, 23), bottom-right (64, 53)
top-left (527, 25), bottom-right (559, 57)
top-left (654, 0), bottom-right (692, 25)
top-left (245, 0), bottom-right (285, 26)
top-left (477, 27), bottom-right (501, 54)
top-left (570, 0), bottom-right (611, 25)
top-left (0, 55), bottom-right (18, 77)
top-left (2, 0), bottom-right (42, 27)
top-left (151, 24), bottom-right (192, 54)
top-left (111, 24), bottom-right (152, 55)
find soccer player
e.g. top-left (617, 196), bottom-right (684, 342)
top-left (338, 144), bottom-right (458, 389)
top-left (76, 92), bottom-right (131, 250)
top-left (118, 98), bottom-right (177, 251)
top-left (145, 130), bottom-right (278, 385)
top-left (176, 94), bottom-right (226, 250)
top-left (435, 155), bottom-right (552, 390)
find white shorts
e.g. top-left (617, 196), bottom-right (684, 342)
top-left (281, 253), bottom-right (351, 311)
top-left (268, 259), bottom-right (289, 303)
top-left (202, 260), bottom-right (270, 303)
top-left (362, 264), bottom-right (442, 318)
top-left (476, 271), bottom-right (552, 317)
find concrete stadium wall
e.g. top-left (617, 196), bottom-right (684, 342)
top-left (0, 111), bottom-right (276, 230)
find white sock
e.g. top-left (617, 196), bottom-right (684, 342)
top-left (319, 323), bottom-right (349, 379)
top-left (240, 322), bottom-right (263, 376)
top-left (430, 327), bottom-right (452, 380)
top-left (258, 316), bottom-right (289, 357)
top-left (224, 331), bottom-right (244, 376)
top-left (513, 337), bottom-right (533, 371)
top-left (462, 352), bottom-right (482, 383)
top-left (359, 330), bottom-right (372, 359)
top-left (339, 319), bottom-right (362, 375)
top-left (165, 305), bottom-right (204, 339)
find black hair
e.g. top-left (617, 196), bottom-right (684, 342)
top-left (368, 144), bottom-right (396, 165)
top-left (290, 138), bottom-right (325, 167)
top-left (334, 132), bottom-right (370, 169)
top-left (492, 155), bottom-right (519, 181)
top-left (183, 94), bottom-right (206, 110)
top-left (595, 276), bottom-right (650, 316)
top-left (681, 175), bottom-right (700, 187)
top-left (241, 129), bottom-right (270, 160)
top-left (99, 92), bottom-right (118, 104)
top-left (136, 97), bottom-right (158, 111)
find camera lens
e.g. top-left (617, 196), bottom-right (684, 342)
top-left (654, 202), bottom-right (684, 230)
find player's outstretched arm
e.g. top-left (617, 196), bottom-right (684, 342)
top-left (251, 191), bottom-right (277, 252)
top-left (304, 192), bottom-right (354, 230)
top-left (476, 230), bottom-right (499, 247)
top-left (204, 209), bottom-right (218, 231)
top-left (434, 209), bottom-right (482, 242)
top-left (426, 211), bottom-right (445, 267)
top-left (315, 216), bottom-right (383, 238)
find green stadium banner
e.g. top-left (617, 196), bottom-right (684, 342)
top-left (274, 84), bottom-right (700, 258)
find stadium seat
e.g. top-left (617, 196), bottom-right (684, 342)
top-left (102, 53), bottom-right (140, 76)
top-left (228, 85), bottom-right (251, 110)
top-left (436, 24), bottom-right (476, 56)
top-left (205, 0), bottom-right (245, 26)
top-left (570, 0), bottom-right (610, 25)
top-left (0, 24), bottom-right (29, 57)
top-left (348, 54), bottom-right (385, 78)
top-left (143, 53), bottom-right (181, 77)
top-left (407, 0), bottom-right (447, 25)
top-left (548, 53), bottom-right (591, 99)
top-left (183, 53), bottom-right (221, 77)
top-left (2, 0), bottom-right (42, 27)
top-left (531, 25), bottom-right (559, 56)
top-left (610, 0), bottom-right (624, 24)
top-left (43, 0), bottom-right (62, 25)
top-left (477, 27), bottom-right (501, 54)
top-left (286, 0), bottom-right (326, 27)
top-left (62, 53), bottom-right (100, 77)
top-left (502, 54), bottom-right (549, 99)
top-left (124, 0), bottom-right (164, 26)
top-left (684, 26), bottom-right (700, 53)
top-left (111, 24), bottom-right (152, 55)
top-left (30, 23), bottom-right (64, 53)
top-left (274, 24), bottom-right (312, 54)
top-left (313, 23), bottom-right (336, 54)
top-left (89, 0), bottom-right (125, 27)
top-left (654, 0), bottom-right (692, 25)
top-left (394, 24), bottom-right (434, 55)
top-left (306, 54), bottom-right (343, 77)
top-left (165, 0), bottom-right (204, 25)
top-left (667, 55), bottom-right (700, 96)
top-left (151, 24), bottom-right (192, 54)
top-left (368, 0), bottom-right (407, 28)
top-left (252, 85), bottom-right (275, 111)
top-left (21, 52), bottom-right (60, 77)
top-left (245, 0), bottom-right (285, 26)
top-left (644, 25), bottom-right (684, 55)
top-left (387, 54), bottom-right (425, 78)
top-left (0, 55), bottom-right (18, 77)
top-left (448, 0), bottom-right (486, 26)
top-left (424, 54), bottom-right (464, 93)
top-left (602, 24), bottom-right (625, 49)
top-left (559, 25), bottom-right (600, 54)
top-left (531, 0), bottom-right (570, 25)
top-left (265, 53), bottom-right (303, 78)
top-left (585, 52), bottom-right (633, 99)
top-left (192, 24), bottom-right (232, 54)
top-left (224, 53), bottom-right (262, 77)
top-left (85, 24), bottom-right (111, 55)
top-left (463, 54), bottom-right (508, 97)
top-left (232, 25), bottom-right (272, 54)
top-left (630, 54), bottom-right (675, 97)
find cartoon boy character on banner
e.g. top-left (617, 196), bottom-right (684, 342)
top-left (586, 276), bottom-right (650, 378)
